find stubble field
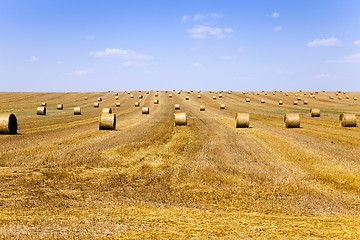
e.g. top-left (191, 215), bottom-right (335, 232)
top-left (0, 90), bottom-right (360, 239)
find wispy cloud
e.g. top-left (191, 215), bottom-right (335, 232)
top-left (85, 35), bottom-right (95, 40)
top-left (181, 13), bottom-right (223, 23)
top-left (340, 53), bottom-right (360, 64)
top-left (193, 62), bottom-right (202, 68)
top-left (326, 53), bottom-right (360, 64)
top-left (69, 69), bottom-right (95, 76)
top-left (354, 40), bottom-right (360, 46)
top-left (272, 12), bottom-right (280, 18)
top-left (89, 48), bottom-right (153, 60)
top-left (188, 25), bottom-right (233, 39)
top-left (274, 26), bottom-right (282, 31)
top-left (219, 55), bottom-right (238, 60)
top-left (237, 48), bottom-right (244, 52)
top-left (314, 73), bottom-right (331, 79)
top-left (307, 38), bottom-right (342, 48)
top-left (28, 56), bottom-right (40, 62)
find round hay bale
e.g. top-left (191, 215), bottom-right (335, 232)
top-left (146, 91), bottom-right (150, 94)
top-left (187, 91), bottom-right (190, 94)
top-left (310, 108), bottom-right (320, 117)
top-left (297, 97), bottom-right (301, 101)
top-left (264, 92), bottom-right (268, 95)
top-left (285, 93), bottom-right (289, 96)
top-left (135, 102), bottom-right (140, 107)
top-left (174, 113), bottom-right (187, 126)
top-left (139, 95), bottom-right (143, 99)
top-left (99, 113), bottom-right (116, 130)
top-left (293, 101), bottom-right (298, 105)
top-left (178, 91), bottom-right (181, 94)
top-left (284, 114), bottom-right (300, 128)
top-left (200, 105), bottom-right (205, 111)
top-left (0, 113), bottom-right (17, 134)
top-left (130, 95), bottom-right (134, 98)
top-left (339, 114), bottom-right (357, 127)
top-left (213, 96), bottom-right (216, 100)
top-left (127, 91), bottom-right (131, 94)
top-left (94, 103), bottom-right (99, 108)
top-left (346, 95), bottom-right (350, 99)
top-left (279, 100), bottom-right (284, 105)
top-left (98, 98), bottom-right (102, 101)
top-left (102, 108), bottom-right (112, 114)
top-left (197, 95), bottom-right (201, 98)
top-left (154, 100), bottom-right (159, 104)
top-left (115, 92), bottom-right (118, 96)
top-left (338, 96), bottom-right (342, 100)
top-left (329, 96), bottom-right (334, 99)
top-left (174, 104), bottom-right (180, 110)
top-left (235, 113), bottom-right (250, 128)
top-left (84, 97), bottom-right (88, 100)
top-left (303, 100), bottom-right (308, 105)
top-left (142, 107), bottom-right (149, 114)
top-left (220, 104), bottom-right (226, 109)
top-left (41, 102), bottom-right (47, 106)
top-left (37, 107), bottom-right (46, 115)
top-left (169, 94), bottom-right (172, 98)
top-left (245, 98), bottom-right (250, 102)
top-left (219, 94), bottom-right (223, 98)
top-left (354, 97), bottom-right (358, 101)
top-left (115, 96), bottom-right (119, 100)
top-left (185, 96), bottom-right (189, 100)
top-left (57, 104), bottom-right (63, 110)
top-left (155, 93), bottom-right (158, 97)
top-left (74, 107), bottom-right (81, 115)
top-left (261, 100), bottom-right (265, 103)
top-left (116, 102), bottom-right (121, 107)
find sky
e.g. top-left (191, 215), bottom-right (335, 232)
top-left (0, 0), bottom-right (360, 92)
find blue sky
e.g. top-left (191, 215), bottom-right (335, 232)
top-left (1, 0), bottom-right (359, 92)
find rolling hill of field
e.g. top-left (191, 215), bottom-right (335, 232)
top-left (0, 90), bottom-right (360, 238)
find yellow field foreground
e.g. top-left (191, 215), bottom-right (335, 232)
top-left (0, 90), bottom-right (360, 238)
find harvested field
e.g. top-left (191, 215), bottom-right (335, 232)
top-left (0, 91), bottom-right (360, 238)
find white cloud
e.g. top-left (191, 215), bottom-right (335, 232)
top-left (354, 40), bottom-right (360, 46)
top-left (181, 13), bottom-right (223, 23)
top-left (89, 48), bottom-right (153, 60)
top-left (274, 26), bottom-right (282, 31)
top-left (314, 73), bottom-right (331, 79)
top-left (193, 62), bottom-right (202, 68)
top-left (307, 38), bottom-right (342, 48)
top-left (237, 48), bottom-right (244, 52)
top-left (272, 12), bottom-right (280, 18)
top-left (85, 35), bottom-right (95, 40)
top-left (188, 25), bottom-right (233, 39)
top-left (340, 53), bottom-right (360, 64)
top-left (326, 53), bottom-right (360, 64)
top-left (69, 69), bottom-right (95, 76)
top-left (28, 56), bottom-right (40, 62)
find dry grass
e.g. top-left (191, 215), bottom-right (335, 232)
top-left (0, 91), bottom-right (360, 238)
